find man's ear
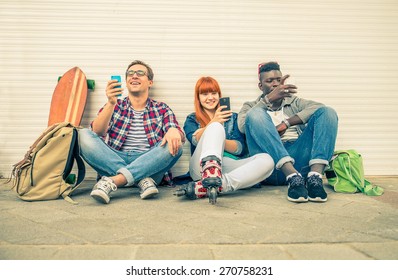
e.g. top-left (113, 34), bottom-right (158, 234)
top-left (258, 82), bottom-right (263, 91)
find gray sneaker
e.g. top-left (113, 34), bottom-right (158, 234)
top-left (90, 176), bottom-right (117, 204)
top-left (137, 177), bottom-right (159, 199)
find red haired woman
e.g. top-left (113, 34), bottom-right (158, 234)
top-left (175, 77), bottom-right (274, 203)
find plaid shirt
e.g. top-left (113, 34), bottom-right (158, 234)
top-left (95, 97), bottom-right (184, 185)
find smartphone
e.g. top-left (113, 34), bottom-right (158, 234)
top-left (111, 75), bottom-right (122, 88)
top-left (111, 75), bottom-right (122, 97)
top-left (219, 97), bottom-right (231, 111)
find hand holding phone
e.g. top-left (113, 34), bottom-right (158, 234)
top-left (219, 97), bottom-right (231, 111)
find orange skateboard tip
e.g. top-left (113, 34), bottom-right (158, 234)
top-left (48, 67), bottom-right (89, 127)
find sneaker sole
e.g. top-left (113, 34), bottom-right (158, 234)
top-left (309, 197), bottom-right (328, 202)
top-left (287, 196), bottom-right (308, 203)
top-left (91, 190), bottom-right (110, 204)
top-left (140, 188), bottom-right (159, 199)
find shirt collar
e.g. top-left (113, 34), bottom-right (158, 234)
top-left (257, 94), bottom-right (295, 106)
top-left (120, 97), bottom-right (152, 111)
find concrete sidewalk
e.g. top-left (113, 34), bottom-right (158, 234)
top-left (0, 177), bottom-right (397, 260)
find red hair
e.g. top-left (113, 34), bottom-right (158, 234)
top-left (194, 77), bottom-right (222, 127)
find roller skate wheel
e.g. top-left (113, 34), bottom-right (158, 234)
top-left (209, 187), bottom-right (217, 205)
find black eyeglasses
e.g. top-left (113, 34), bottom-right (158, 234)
top-left (126, 70), bottom-right (147, 77)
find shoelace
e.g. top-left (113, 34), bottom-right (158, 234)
top-left (138, 178), bottom-right (153, 190)
top-left (201, 160), bottom-right (221, 171)
top-left (288, 175), bottom-right (306, 188)
top-left (307, 175), bottom-right (322, 188)
top-left (201, 160), bottom-right (222, 179)
top-left (97, 180), bottom-right (117, 192)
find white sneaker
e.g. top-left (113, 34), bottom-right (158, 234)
top-left (137, 177), bottom-right (159, 199)
top-left (90, 176), bottom-right (117, 204)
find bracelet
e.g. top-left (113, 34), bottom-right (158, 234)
top-left (282, 119), bottom-right (291, 128)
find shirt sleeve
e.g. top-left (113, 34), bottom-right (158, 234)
top-left (183, 113), bottom-right (200, 146)
top-left (237, 99), bottom-right (262, 134)
top-left (161, 104), bottom-right (186, 142)
top-left (293, 97), bottom-right (324, 123)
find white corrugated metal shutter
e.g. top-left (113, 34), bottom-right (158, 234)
top-left (1, 0), bottom-right (397, 179)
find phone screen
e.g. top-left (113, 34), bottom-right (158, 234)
top-left (111, 75), bottom-right (122, 88)
top-left (219, 97), bottom-right (230, 111)
top-left (111, 75), bottom-right (122, 97)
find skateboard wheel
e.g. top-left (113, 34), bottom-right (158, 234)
top-left (66, 174), bottom-right (76, 184)
top-left (87, 79), bottom-right (95, 90)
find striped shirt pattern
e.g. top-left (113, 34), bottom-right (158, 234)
top-left (121, 109), bottom-right (150, 152)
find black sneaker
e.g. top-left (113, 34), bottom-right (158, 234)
top-left (307, 175), bottom-right (328, 202)
top-left (287, 174), bottom-right (308, 203)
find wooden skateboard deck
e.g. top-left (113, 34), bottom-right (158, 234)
top-left (48, 67), bottom-right (88, 127)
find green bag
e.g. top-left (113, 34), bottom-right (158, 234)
top-left (325, 150), bottom-right (383, 196)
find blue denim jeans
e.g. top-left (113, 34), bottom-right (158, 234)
top-left (78, 128), bottom-right (183, 186)
top-left (245, 107), bottom-right (338, 185)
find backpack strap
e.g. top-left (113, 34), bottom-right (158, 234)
top-left (362, 179), bottom-right (384, 196)
top-left (62, 127), bottom-right (86, 204)
top-left (71, 136), bottom-right (86, 189)
top-left (335, 152), bottom-right (357, 187)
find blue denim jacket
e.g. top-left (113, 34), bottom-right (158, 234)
top-left (183, 112), bottom-right (247, 157)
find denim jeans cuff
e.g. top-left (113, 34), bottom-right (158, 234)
top-left (117, 167), bottom-right (135, 186)
top-left (276, 156), bottom-right (295, 169)
top-left (309, 159), bottom-right (330, 169)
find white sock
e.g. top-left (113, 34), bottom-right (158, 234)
top-left (308, 171), bottom-right (322, 179)
top-left (286, 173), bottom-right (301, 181)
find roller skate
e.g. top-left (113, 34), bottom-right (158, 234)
top-left (201, 155), bottom-right (222, 205)
top-left (174, 181), bottom-right (207, 200)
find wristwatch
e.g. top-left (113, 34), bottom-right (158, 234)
top-left (282, 119), bottom-right (291, 128)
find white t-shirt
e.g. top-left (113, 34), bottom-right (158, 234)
top-left (267, 108), bottom-right (299, 142)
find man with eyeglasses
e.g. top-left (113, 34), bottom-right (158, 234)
top-left (238, 61), bottom-right (338, 203)
top-left (79, 60), bottom-right (185, 204)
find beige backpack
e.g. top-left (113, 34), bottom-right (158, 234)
top-left (9, 122), bottom-right (85, 203)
